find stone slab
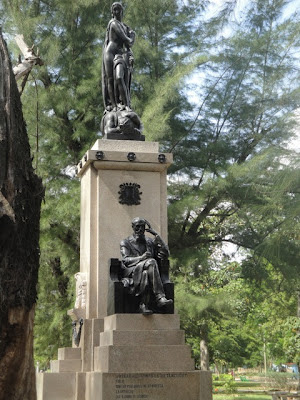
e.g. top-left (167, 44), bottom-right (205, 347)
top-left (100, 329), bottom-right (185, 346)
top-left (79, 318), bottom-right (104, 372)
top-left (94, 345), bottom-right (194, 373)
top-left (36, 372), bottom-right (76, 400)
top-left (87, 371), bottom-right (212, 400)
top-left (92, 139), bottom-right (159, 153)
top-left (75, 139), bottom-right (163, 177)
top-left (104, 314), bottom-right (180, 332)
top-left (77, 149), bottom-right (172, 176)
top-left (75, 372), bottom-right (86, 400)
top-left (92, 318), bottom-right (104, 348)
top-left (93, 160), bottom-right (170, 172)
top-left (58, 347), bottom-right (81, 360)
top-left (51, 359), bottom-right (82, 373)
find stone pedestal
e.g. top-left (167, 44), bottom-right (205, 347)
top-left (87, 371), bottom-right (212, 400)
top-left (36, 140), bottom-right (212, 400)
top-left (78, 139), bottom-right (171, 320)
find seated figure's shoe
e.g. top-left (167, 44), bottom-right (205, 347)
top-left (139, 303), bottom-right (153, 315)
top-left (156, 296), bottom-right (173, 308)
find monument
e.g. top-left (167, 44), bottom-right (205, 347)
top-left (36, 3), bottom-right (212, 399)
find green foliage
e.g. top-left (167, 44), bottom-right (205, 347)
top-left (1, 0), bottom-right (299, 371)
top-left (167, 0), bottom-right (300, 371)
top-left (213, 374), bottom-right (237, 394)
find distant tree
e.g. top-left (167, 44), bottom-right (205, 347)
top-left (167, 0), bottom-right (300, 368)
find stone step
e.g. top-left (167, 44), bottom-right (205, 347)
top-left (100, 329), bottom-right (185, 346)
top-left (94, 344), bottom-right (194, 373)
top-left (36, 372), bottom-right (77, 400)
top-left (58, 347), bottom-right (81, 360)
top-left (104, 313), bottom-right (180, 332)
top-left (75, 372), bottom-right (86, 400)
top-left (80, 318), bottom-right (104, 372)
top-left (50, 359), bottom-right (82, 373)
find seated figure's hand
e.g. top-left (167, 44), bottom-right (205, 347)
top-left (129, 30), bottom-right (136, 42)
top-left (145, 227), bottom-right (157, 236)
top-left (128, 38), bottom-right (134, 47)
top-left (140, 251), bottom-right (151, 262)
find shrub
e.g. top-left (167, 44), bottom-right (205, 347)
top-left (213, 374), bottom-right (237, 394)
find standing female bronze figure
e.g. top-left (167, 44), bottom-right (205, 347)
top-left (102, 2), bottom-right (135, 111)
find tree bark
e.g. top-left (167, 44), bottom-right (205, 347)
top-left (200, 325), bottom-right (210, 371)
top-left (200, 339), bottom-right (210, 371)
top-left (0, 29), bottom-right (43, 400)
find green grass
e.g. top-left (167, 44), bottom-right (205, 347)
top-left (213, 394), bottom-right (271, 400)
top-left (235, 382), bottom-right (262, 387)
top-left (214, 381), bottom-right (262, 388)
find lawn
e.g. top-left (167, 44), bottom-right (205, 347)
top-left (213, 394), bottom-right (271, 400)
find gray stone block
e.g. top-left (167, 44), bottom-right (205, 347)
top-left (87, 371), bottom-right (212, 400)
top-left (94, 344), bottom-right (194, 373)
top-left (58, 347), bottom-right (81, 360)
top-left (51, 359), bottom-right (82, 373)
top-left (104, 313), bottom-right (180, 332)
top-left (100, 329), bottom-right (185, 346)
top-left (36, 372), bottom-right (76, 400)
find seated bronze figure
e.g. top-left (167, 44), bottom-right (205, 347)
top-left (120, 217), bottom-right (173, 315)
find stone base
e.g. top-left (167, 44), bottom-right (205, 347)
top-left (36, 372), bottom-right (77, 400)
top-left (87, 371), bottom-right (212, 400)
top-left (37, 314), bottom-right (212, 399)
top-left (37, 370), bottom-right (212, 400)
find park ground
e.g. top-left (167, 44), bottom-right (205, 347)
top-left (212, 373), bottom-right (300, 400)
top-left (214, 395), bottom-right (270, 400)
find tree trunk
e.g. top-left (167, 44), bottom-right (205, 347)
top-left (200, 325), bottom-right (210, 371)
top-left (200, 339), bottom-right (210, 371)
top-left (0, 29), bottom-right (43, 400)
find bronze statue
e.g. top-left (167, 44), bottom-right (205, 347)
top-left (120, 217), bottom-right (173, 315)
top-left (102, 2), bottom-right (134, 111)
top-left (101, 2), bottom-right (144, 140)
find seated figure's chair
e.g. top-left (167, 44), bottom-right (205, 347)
top-left (107, 258), bottom-right (174, 315)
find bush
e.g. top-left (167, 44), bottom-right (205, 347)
top-left (213, 374), bottom-right (237, 394)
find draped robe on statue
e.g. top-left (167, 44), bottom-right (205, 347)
top-left (120, 235), bottom-right (169, 297)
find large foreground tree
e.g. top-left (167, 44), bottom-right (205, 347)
top-left (0, 30), bottom-right (43, 399)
